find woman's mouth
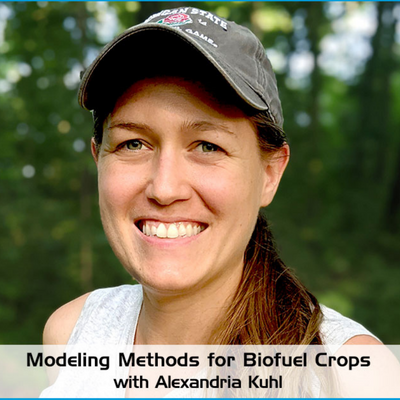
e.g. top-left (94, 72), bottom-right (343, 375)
top-left (136, 220), bottom-right (207, 239)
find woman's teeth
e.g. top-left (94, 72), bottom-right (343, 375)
top-left (141, 222), bottom-right (204, 239)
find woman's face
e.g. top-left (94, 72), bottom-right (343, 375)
top-left (93, 77), bottom-right (288, 298)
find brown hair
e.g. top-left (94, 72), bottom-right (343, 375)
top-left (93, 106), bottom-right (322, 346)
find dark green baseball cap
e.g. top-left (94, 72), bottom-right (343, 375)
top-left (78, 7), bottom-right (283, 127)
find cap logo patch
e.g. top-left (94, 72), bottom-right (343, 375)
top-left (157, 13), bottom-right (193, 27)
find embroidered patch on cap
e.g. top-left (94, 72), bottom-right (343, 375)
top-left (157, 14), bottom-right (193, 27)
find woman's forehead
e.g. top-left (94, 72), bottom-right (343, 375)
top-left (111, 76), bottom-right (250, 120)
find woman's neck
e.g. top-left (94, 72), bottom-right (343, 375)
top-left (135, 271), bottom-right (242, 345)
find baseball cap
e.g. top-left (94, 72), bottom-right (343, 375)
top-left (78, 7), bottom-right (283, 127)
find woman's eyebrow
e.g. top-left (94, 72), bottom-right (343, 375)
top-left (182, 120), bottom-right (237, 136)
top-left (108, 122), bottom-right (151, 132)
top-left (107, 120), bottom-right (237, 136)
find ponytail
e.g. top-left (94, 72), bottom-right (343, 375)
top-left (213, 215), bottom-right (322, 345)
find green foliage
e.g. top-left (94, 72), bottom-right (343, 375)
top-left (1, 2), bottom-right (399, 344)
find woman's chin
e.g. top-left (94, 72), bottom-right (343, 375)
top-left (132, 270), bottom-right (204, 297)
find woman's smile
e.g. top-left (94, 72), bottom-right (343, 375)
top-left (136, 220), bottom-right (207, 239)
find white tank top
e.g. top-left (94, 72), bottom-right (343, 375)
top-left (41, 284), bottom-right (379, 398)
top-left (67, 284), bottom-right (378, 346)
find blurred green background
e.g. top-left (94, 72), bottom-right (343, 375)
top-left (1, 2), bottom-right (399, 344)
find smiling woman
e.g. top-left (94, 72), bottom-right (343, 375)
top-left (43, 6), bottom-right (381, 353)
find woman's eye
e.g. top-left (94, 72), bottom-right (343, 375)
top-left (198, 142), bottom-right (221, 153)
top-left (125, 140), bottom-right (144, 151)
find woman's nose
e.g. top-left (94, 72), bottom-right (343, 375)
top-left (145, 152), bottom-right (191, 206)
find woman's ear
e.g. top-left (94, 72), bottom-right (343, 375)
top-left (91, 138), bottom-right (99, 166)
top-left (261, 143), bottom-right (290, 207)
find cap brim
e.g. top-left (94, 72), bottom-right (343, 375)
top-left (78, 23), bottom-right (268, 112)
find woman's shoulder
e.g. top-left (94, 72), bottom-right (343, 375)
top-left (344, 335), bottom-right (381, 345)
top-left (319, 304), bottom-right (381, 347)
top-left (43, 284), bottom-right (143, 345)
top-left (43, 292), bottom-right (92, 345)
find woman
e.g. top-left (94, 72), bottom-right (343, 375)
top-left (44, 7), bottom-right (379, 349)
top-left (41, 7), bottom-right (400, 398)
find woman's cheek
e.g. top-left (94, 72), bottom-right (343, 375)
top-left (99, 163), bottom-right (142, 211)
top-left (192, 166), bottom-right (246, 213)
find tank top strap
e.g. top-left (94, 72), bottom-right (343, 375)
top-left (68, 284), bottom-right (143, 345)
top-left (320, 304), bottom-right (380, 351)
